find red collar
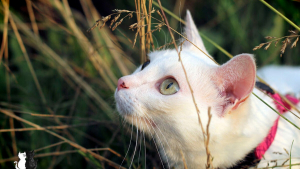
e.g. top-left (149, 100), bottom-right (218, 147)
top-left (255, 93), bottom-right (299, 159)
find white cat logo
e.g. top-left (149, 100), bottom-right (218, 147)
top-left (14, 152), bottom-right (26, 169)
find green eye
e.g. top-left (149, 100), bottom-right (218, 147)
top-left (160, 78), bottom-right (180, 95)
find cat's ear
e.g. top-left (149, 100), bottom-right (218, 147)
top-left (212, 54), bottom-right (256, 116)
top-left (183, 10), bottom-right (208, 55)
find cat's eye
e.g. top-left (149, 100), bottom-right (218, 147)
top-left (141, 60), bottom-right (150, 70)
top-left (160, 78), bottom-right (179, 95)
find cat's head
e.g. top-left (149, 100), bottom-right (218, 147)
top-left (26, 150), bottom-right (35, 158)
top-left (18, 152), bottom-right (26, 158)
top-left (114, 10), bottom-right (256, 147)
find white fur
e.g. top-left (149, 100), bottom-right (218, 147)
top-left (258, 66), bottom-right (300, 97)
top-left (114, 11), bottom-right (300, 169)
top-left (14, 152), bottom-right (26, 169)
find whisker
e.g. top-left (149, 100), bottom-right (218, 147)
top-left (120, 118), bottom-right (134, 168)
top-left (143, 131), bottom-right (147, 168)
top-left (129, 116), bottom-right (139, 168)
top-left (144, 114), bottom-right (171, 168)
top-left (152, 135), bottom-right (166, 169)
top-left (142, 115), bottom-right (166, 169)
top-left (137, 120), bottom-right (143, 167)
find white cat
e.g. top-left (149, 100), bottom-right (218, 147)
top-left (14, 152), bottom-right (26, 169)
top-left (115, 10), bottom-right (300, 169)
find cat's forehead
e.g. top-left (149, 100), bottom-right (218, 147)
top-left (148, 49), bottom-right (215, 67)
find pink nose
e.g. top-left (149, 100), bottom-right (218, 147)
top-left (117, 78), bottom-right (129, 91)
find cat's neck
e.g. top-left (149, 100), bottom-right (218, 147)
top-left (157, 89), bottom-right (278, 168)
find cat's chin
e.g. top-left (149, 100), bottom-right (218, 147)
top-left (122, 114), bottom-right (156, 130)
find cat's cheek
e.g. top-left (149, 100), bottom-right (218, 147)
top-left (115, 92), bottom-right (134, 116)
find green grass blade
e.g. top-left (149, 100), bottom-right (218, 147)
top-left (253, 93), bottom-right (300, 130)
top-left (259, 0), bottom-right (300, 31)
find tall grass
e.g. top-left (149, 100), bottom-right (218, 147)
top-left (0, 0), bottom-right (300, 168)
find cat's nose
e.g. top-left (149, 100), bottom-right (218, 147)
top-left (117, 78), bottom-right (129, 91)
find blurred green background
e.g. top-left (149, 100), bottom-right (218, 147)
top-left (0, 0), bottom-right (300, 168)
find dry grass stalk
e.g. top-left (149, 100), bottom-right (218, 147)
top-left (0, 122), bottom-right (101, 133)
top-left (143, 0), bottom-right (154, 53)
top-left (180, 150), bottom-right (188, 169)
top-left (284, 148), bottom-right (289, 155)
top-left (87, 6), bottom-right (156, 60)
top-left (139, 0), bottom-right (146, 63)
top-left (156, 41), bottom-right (176, 50)
top-left (0, 109), bottom-right (125, 169)
top-left (9, 12), bottom-right (47, 105)
top-left (35, 148), bottom-right (122, 159)
top-left (57, 0), bottom-right (118, 91)
top-left (31, 3), bottom-right (74, 35)
top-left (87, 1), bottom-right (157, 58)
top-left (154, 4), bottom-right (218, 168)
top-left (205, 107), bottom-right (213, 169)
top-left (0, 0), bottom-right (10, 65)
top-left (35, 141), bottom-right (66, 153)
top-left (156, 2), bottom-right (210, 168)
top-left (2, 62), bottom-right (17, 83)
top-left (253, 30), bottom-right (299, 57)
top-left (256, 84), bottom-right (300, 119)
top-left (87, 11), bottom-right (137, 33)
top-left (133, 30), bottom-right (139, 48)
top-left (0, 147), bottom-right (122, 163)
top-left (83, 0), bottom-right (133, 76)
top-left (282, 159), bottom-right (289, 166)
top-left (10, 8), bottom-right (113, 113)
top-left (25, 0), bottom-right (39, 36)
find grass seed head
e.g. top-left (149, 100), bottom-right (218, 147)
top-left (291, 37), bottom-right (299, 48)
top-left (110, 14), bottom-right (121, 28)
top-left (128, 12), bottom-right (133, 19)
top-left (132, 31), bottom-right (139, 48)
top-left (155, 23), bottom-right (164, 32)
top-left (254, 30), bottom-right (299, 57)
top-left (113, 9), bottom-right (131, 13)
top-left (156, 10), bottom-right (164, 22)
top-left (151, 8), bottom-right (155, 13)
top-left (99, 22), bottom-right (106, 30)
top-left (274, 40), bottom-right (279, 46)
top-left (265, 36), bottom-right (275, 39)
top-left (253, 43), bottom-right (265, 51)
top-left (112, 18), bottom-right (124, 31)
top-left (102, 15), bottom-right (111, 23)
top-left (289, 30), bottom-right (297, 34)
top-left (129, 23), bottom-right (138, 30)
top-left (264, 42), bottom-right (271, 50)
top-left (280, 42), bottom-right (287, 57)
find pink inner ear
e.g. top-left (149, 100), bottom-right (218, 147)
top-left (213, 54), bottom-right (256, 114)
